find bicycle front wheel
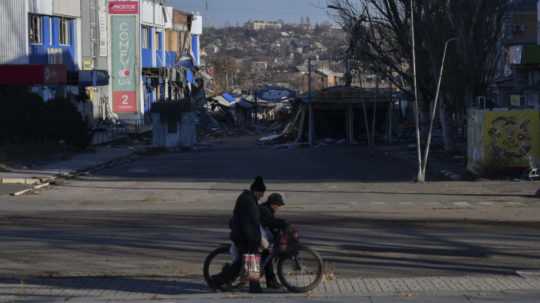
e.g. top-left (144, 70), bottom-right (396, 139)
top-left (277, 245), bottom-right (323, 293)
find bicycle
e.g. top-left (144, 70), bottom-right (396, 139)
top-left (203, 226), bottom-right (324, 293)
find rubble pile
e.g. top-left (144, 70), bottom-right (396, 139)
top-left (205, 87), bottom-right (296, 142)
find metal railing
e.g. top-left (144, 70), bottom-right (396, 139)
top-left (90, 118), bottom-right (149, 145)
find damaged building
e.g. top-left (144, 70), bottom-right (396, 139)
top-left (261, 86), bottom-right (398, 146)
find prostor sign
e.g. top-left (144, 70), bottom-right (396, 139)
top-left (109, 1), bottom-right (139, 15)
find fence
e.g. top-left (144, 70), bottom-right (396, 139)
top-left (91, 118), bottom-right (150, 145)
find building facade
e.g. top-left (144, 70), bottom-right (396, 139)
top-left (493, 0), bottom-right (540, 109)
top-left (0, 0), bottom-right (81, 69)
top-left (77, 0), bottom-right (200, 123)
top-left (0, 0), bottom-right (201, 124)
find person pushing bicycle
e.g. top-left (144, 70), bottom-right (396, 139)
top-left (211, 176), bottom-right (266, 293)
top-left (259, 193), bottom-right (289, 289)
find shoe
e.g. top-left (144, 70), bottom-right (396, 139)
top-left (210, 275), bottom-right (232, 292)
top-left (249, 281), bottom-right (263, 293)
top-left (209, 274), bottom-right (223, 290)
top-left (266, 278), bottom-right (281, 289)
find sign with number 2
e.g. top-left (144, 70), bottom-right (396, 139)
top-left (113, 91), bottom-right (137, 112)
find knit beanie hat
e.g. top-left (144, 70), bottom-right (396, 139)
top-left (267, 193), bottom-right (285, 206)
top-left (250, 176), bottom-right (266, 192)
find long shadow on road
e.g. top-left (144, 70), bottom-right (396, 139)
top-left (57, 183), bottom-right (535, 199)
top-left (0, 211), bottom-right (539, 282)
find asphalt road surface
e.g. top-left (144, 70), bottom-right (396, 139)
top-left (1, 139), bottom-right (539, 281)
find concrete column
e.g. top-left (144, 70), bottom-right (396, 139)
top-left (347, 104), bottom-right (354, 144)
top-left (308, 104), bottom-right (315, 145)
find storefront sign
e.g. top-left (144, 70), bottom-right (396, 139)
top-left (111, 15), bottom-right (138, 113)
top-left (109, 1), bottom-right (139, 15)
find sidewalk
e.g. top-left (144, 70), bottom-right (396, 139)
top-left (0, 145), bottom-right (141, 195)
top-left (1, 273), bottom-right (538, 302)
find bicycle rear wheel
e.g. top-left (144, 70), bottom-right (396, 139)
top-left (277, 245), bottom-right (323, 293)
top-left (203, 245), bottom-right (245, 290)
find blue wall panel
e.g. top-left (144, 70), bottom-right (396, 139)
top-left (63, 19), bottom-right (76, 70)
top-left (29, 16), bottom-right (77, 70)
top-left (191, 35), bottom-right (199, 66)
top-left (29, 16), bottom-right (50, 64)
top-left (156, 31), bottom-right (164, 67)
top-left (165, 51), bottom-right (176, 67)
top-left (141, 26), bottom-right (153, 68)
top-left (51, 17), bottom-right (60, 47)
top-left (142, 48), bottom-right (152, 68)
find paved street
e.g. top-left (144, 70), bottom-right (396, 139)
top-left (1, 137), bottom-right (540, 301)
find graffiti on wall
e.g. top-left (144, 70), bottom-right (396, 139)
top-left (484, 111), bottom-right (540, 167)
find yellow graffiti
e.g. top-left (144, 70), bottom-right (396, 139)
top-left (483, 111), bottom-right (540, 167)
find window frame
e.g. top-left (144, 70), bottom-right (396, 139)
top-left (59, 17), bottom-right (71, 46)
top-left (142, 26), bottom-right (151, 49)
top-left (154, 31), bottom-right (161, 51)
top-left (29, 14), bottom-right (43, 45)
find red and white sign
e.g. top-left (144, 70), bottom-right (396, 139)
top-left (109, 1), bottom-right (139, 15)
top-left (113, 91), bottom-right (137, 113)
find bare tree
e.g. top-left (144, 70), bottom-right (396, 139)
top-left (329, 0), bottom-right (508, 181)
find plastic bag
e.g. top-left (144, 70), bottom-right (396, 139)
top-left (243, 254), bottom-right (261, 281)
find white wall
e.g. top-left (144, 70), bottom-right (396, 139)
top-left (27, 0), bottom-right (53, 15)
top-left (53, 0), bottom-right (81, 18)
top-left (154, 2), bottom-right (165, 27)
top-left (164, 6), bottom-right (173, 29)
top-left (76, 18), bottom-right (82, 69)
top-left (141, 0), bottom-right (166, 28)
top-left (141, 0), bottom-right (154, 24)
top-left (191, 13), bottom-right (203, 35)
top-left (0, 0), bottom-right (28, 64)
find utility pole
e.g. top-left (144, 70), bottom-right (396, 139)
top-left (308, 58), bottom-right (314, 145)
top-left (308, 58), bottom-right (312, 99)
top-left (410, 0), bottom-right (424, 183)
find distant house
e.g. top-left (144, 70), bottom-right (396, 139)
top-left (252, 61), bottom-right (269, 72)
top-left (315, 69), bottom-right (344, 89)
top-left (247, 20), bottom-right (283, 31)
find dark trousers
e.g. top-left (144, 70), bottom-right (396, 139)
top-left (221, 248), bottom-right (274, 284)
top-left (221, 242), bottom-right (259, 284)
top-left (261, 250), bottom-right (276, 281)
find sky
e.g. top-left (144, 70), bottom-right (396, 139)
top-left (168, 0), bottom-right (334, 27)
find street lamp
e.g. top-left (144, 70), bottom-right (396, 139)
top-left (409, 0), bottom-right (424, 182)
top-left (422, 37), bottom-right (457, 176)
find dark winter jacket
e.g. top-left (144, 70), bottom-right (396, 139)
top-left (259, 202), bottom-right (289, 235)
top-left (229, 190), bottom-right (262, 252)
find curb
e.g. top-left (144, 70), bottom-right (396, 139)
top-left (0, 177), bottom-right (43, 185)
top-left (11, 182), bottom-right (52, 197)
top-left (8, 148), bottom-right (144, 196)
